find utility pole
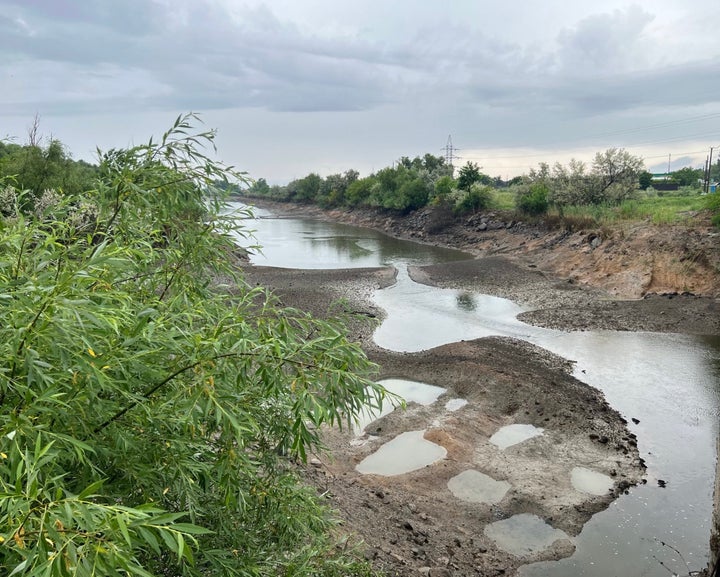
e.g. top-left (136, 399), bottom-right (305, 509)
top-left (708, 147), bottom-right (715, 194)
top-left (443, 135), bottom-right (461, 172)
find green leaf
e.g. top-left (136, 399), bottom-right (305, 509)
top-left (77, 478), bottom-right (105, 500)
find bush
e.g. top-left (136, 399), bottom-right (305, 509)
top-left (0, 115), bottom-right (385, 576)
top-left (707, 191), bottom-right (720, 227)
top-left (453, 183), bottom-right (492, 214)
top-left (516, 182), bottom-right (549, 215)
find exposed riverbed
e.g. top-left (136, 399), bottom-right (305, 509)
top-left (233, 201), bottom-right (720, 577)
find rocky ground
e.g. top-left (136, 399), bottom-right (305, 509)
top-left (239, 200), bottom-right (720, 577)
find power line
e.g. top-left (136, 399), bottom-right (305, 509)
top-left (585, 112), bottom-right (720, 139)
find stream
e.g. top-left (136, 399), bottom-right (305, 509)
top-left (230, 203), bottom-right (720, 576)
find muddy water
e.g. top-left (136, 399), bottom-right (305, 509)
top-left (235, 207), bottom-right (720, 576)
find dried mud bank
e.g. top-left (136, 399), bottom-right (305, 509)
top-left (241, 264), bottom-right (646, 577)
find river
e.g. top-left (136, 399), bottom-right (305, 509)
top-left (230, 203), bottom-right (720, 576)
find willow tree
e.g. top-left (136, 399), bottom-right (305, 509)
top-left (0, 114), bottom-right (385, 576)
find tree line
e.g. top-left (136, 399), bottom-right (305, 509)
top-left (238, 148), bottom-right (720, 222)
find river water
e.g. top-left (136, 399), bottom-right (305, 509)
top-left (231, 204), bottom-right (720, 576)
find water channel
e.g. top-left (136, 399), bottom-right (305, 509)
top-left (230, 203), bottom-right (720, 576)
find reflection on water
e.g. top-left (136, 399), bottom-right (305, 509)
top-left (490, 424), bottom-right (545, 450)
top-left (570, 467), bottom-right (614, 496)
top-left (484, 514), bottom-right (571, 557)
top-left (227, 202), bottom-right (471, 269)
top-left (373, 267), bottom-right (534, 351)
top-left (447, 469), bottom-right (511, 504)
top-left (355, 430), bottom-right (447, 476)
top-left (354, 378), bottom-right (446, 434)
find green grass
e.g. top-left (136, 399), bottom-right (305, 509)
top-left (489, 188), bottom-right (516, 211)
top-left (498, 190), bottom-right (708, 225)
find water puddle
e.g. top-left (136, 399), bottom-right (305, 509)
top-left (484, 514), bottom-right (571, 557)
top-left (355, 430), bottom-right (447, 476)
top-left (354, 378), bottom-right (446, 434)
top-left (445, 398), bottom-right (469, 412)
top-left (490, 424), bottom-right (545, 450)
top-left (570, 467), bottom-right (614, 496)
top-left (447, 469), bottom-right (511, 504)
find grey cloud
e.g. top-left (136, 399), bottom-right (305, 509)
top-left (2, 0), bottom-right (719, 127)
top-left (2, 0), bottom-right (164, 35)
top-left (555, 6), bottom-right (655, 72)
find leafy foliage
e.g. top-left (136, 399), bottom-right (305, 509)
top-left (243, 154), bottom-right (451, 214)
top-left (706, 190), bottom-right (720, 227)
top-left (0, 114), bottom-right (385, 576)
top-left (670, 166), bottom-right (703, 188)
top-left (452, 183), bottom-right (493, 215)
top-left (528, 148), bottom-right (644, 207)
top-left (0, 139), bottom-right (99, 203)
top-left (516, 182), bottom-right (549, 215)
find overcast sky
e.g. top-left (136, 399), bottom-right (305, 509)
top-left (2, 0), bottom-right (719, 182)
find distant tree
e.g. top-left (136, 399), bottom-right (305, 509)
top-left (638, 170), bottom-right (653, 190)
top-left (287, 172), bottom-right (322, 203)
top-left (422, 153), bottom-right (446, 172)
top-left (591, 147), bottom-right (644, 204)
top-left (532, 149), bottom-right (643, 207)
top-left (670, 167), bottom-right (703, 188)
top-left (433, 175), bottom-right (456, 203)
top-left (249, 176), bottom-right (271, 195)
top-left (316, 169), bottom-right (361, 208)
top-left (457, 161), bottom-right (482, 191)
top-left (345, 176), bottom-right (375, 207)
top-left (507, 175), bottom-right (524, 187)
top-left (0, 138), bottom-right (98, 201)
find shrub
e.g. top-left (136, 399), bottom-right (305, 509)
top-left (516, 182), bottom-right (549, 215)
top-left (453, 183), bottom-right (492, 214)
top-left (0, 114), bottom-right (385, 576)
top-left (707, 191), bottom-right (720, 227)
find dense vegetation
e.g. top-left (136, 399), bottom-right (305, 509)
top-left (0, 115), bottom-right (386, 576)
top-left (240, 147), bottom-right (720, 226)
top-left (0, 139), bottom-right (99, 200)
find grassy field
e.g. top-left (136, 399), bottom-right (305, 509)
top-left (491, 187), bottom-right (712, 225)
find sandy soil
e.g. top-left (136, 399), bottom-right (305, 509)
top-left (238, 200), bottom-right (720, 576)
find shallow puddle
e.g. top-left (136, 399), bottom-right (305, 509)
top-left (355, 430), bottom-right (447, 476)
top-left (445, 398), bottom-right (468, 412)
top-left (447, 469), bottom-right (510, 504)
top-left (355, 378), bottom-right (446, 434)
top-left (489, 423), bottom-right (544, 450)
top-left (484, 513), bottom-right (571, 557)
top-left (570, 467), bottom-right (614, 496)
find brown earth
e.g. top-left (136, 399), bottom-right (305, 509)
top-left (239, 200), bottom-right (720, 577)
